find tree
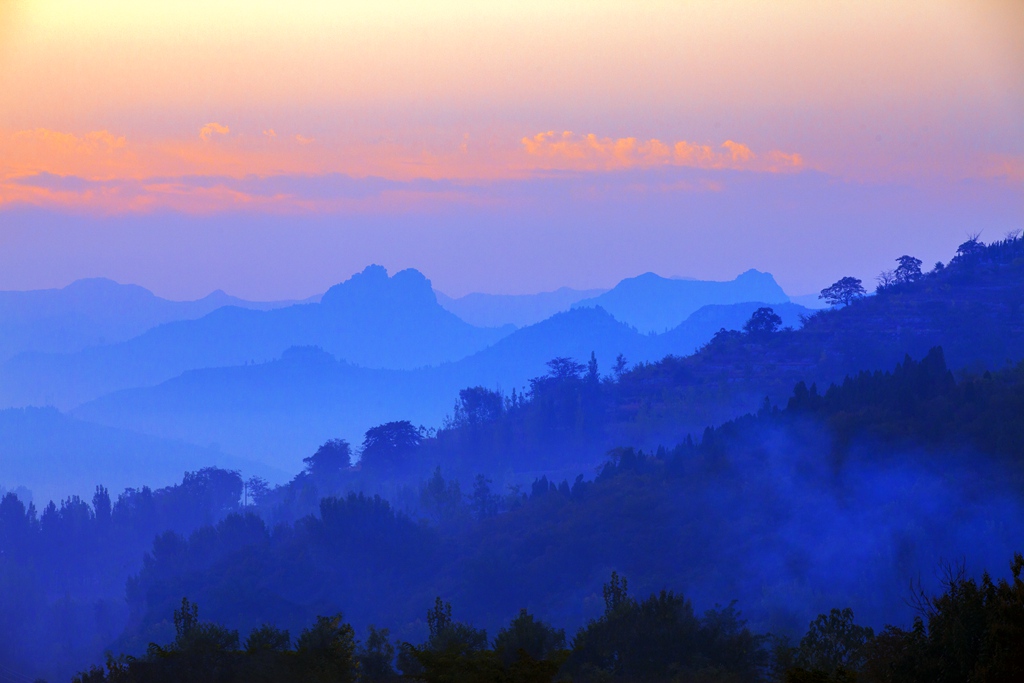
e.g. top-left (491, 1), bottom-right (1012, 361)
top-left (744, 307), bottom-right (782, 337)
top-left (244, 476), bottom-right (269, 507)
top-left (296, 614), bottom-right (358, 683)
top-left (470, 474), bottom-right (499, 521)
top-left (360, 421), bottom-right (422, 472)
top-left (587, 352), bottom-right (599, 384)
top-left (245, 624), bottom-right (291, 653)
top-left (303, 439), bottom-right (352, 478)
top-left (876, 269), bottom-right (897, 290)
top-left (529, 357), bottom-right (588, 396)
top-left (178, 467), bottom-right (244, 524)
top-left (356, 625), bottom-right (397, 681)
top-left (794, 607), bottom-right (874, 676)
top-left (92, 486), bottom-right (111, 528)
top-left (819, 277), bottom-right (865, 307)
top-left (174, 596), bottom-right (200, 641)
top-left (420, 597), bottom-right (487, 654)
top-left (954, 234), bottom-right (985, 261)
top-left (545, 357), bottom-right (586, 380)
top-left (493, 609), bottom-right (566, 666)
top-left (613, 354), bottom-right (628, 379)
top-left (894, 255), bottom-right (923, 284)
top-left (455, 387), bottom-right (503, 427)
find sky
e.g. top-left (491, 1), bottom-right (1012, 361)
top-left (0, 0), bottom-right (1021, 299)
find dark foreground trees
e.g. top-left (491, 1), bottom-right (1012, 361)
top-left (74, 599), bottom-right (357, 683)
top-left (76, 555), bottom-right (1024, 682)
top-left (565, 572), bottom-right (766, 681)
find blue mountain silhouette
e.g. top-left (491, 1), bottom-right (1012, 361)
top-left (0, 277), bottom-right (299, 362)
top-left (573, 269), bottom-right (789, 333)
top-left (0, 266), bottom-right (513, 409)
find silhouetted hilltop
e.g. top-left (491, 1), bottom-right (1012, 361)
top-left (452, 307), bottom-right (653, 386)
top-left (0, 266), bottom-right (513, 409)
top-left (574, 269), bottom-right (790, 333)
top-left (652, 300), bottom-right (810, 356)
top-left (0, 277), bottom-right (299, 362)
top-left (617, 234), bottom-right (1024, 436)
top-left (436, 286), bottom-right (607, 327)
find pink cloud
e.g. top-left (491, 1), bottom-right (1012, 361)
top-left (1, 129), bottom-right (134, 179)
top-left (522, 131), bottom-right (804, 174)
top-left (199, 122), bottom-right (230, 141)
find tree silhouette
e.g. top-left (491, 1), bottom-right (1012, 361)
top-left (613, 353), bottom-right (628, 378)
top-left (819, 277), bottom-right (865, 307)
top-left (356, 625), bottom-right (397, 681)
top-left (794, 607), bottom-right (874, 676)
top-left (303, 439), bottom-right (352, 478)
top-left (455, 387), bottom-right (503, 427)
top-left (743, 307), bottom-right (782, 337)
top-left (894, 255), bottom-right (923, 284)
top-left (954, 234), bottom-right (985, 261)
top-left (545, 357), bottom-right (586, 380)
top-left (493, 609), bottom-right (566, 666)
top-left (360, 421), bottom-right (421, 472)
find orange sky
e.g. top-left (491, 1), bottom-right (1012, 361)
top-left (0, 0), bottom-right (1020, 213)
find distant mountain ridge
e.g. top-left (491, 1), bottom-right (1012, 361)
top-left (0, 266), bottom-right (513, 409)
top-left (71, 234), bottom-right (1024, 474)
top-left (574, 269), bottom-right (790, 333)
top-left (436, 287), bottom-right (608, 327)
top-left (73, 302), bottom-right (812, 469)
top-left (435, 270), bottom-right (793, 331)
top-left (0, 277), bottom-right (304, 362)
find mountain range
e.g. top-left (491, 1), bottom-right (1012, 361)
top-left (573, 269), bottom-right (790, 332)
top-left (0, 265), bottom-right (811, 487)
top-left (0, 266), bottom-right (512, 409)
top-left (0, 277), bottom-right (304, 362)
top-left (71, 301), bottom-right (814, 471)
top-left (71, 240), bottom-right (1024, 479)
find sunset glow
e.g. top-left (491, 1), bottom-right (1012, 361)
top-left (0, 0), bottom-right (1020, 296)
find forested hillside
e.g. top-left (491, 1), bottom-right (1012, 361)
top-left (4, 342), bottom-right (1023, 680)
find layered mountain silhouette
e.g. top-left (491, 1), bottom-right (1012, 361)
top-left (0, 277), bottom-right (301, 362)
top-left (651, 301), bottom-right (810, 356)
top-left (0, 406), bottom-right (282, 504)
top-left (0, 266), bottom-right (513, 409)
top-left (72, 308), bottom-right (648, 467)
top-left (0, 262), bottom-right (822, 474)
top-left (74, 303), bottom-right (814, 469)
top-left (71, 236), bottom-right (1024, 474)
top-left (574, 269), bottom-right (790, 333)
top-left (436, 286), bottom-right (607, 327)
top-left (436, 270), bottom-right (791, 331)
